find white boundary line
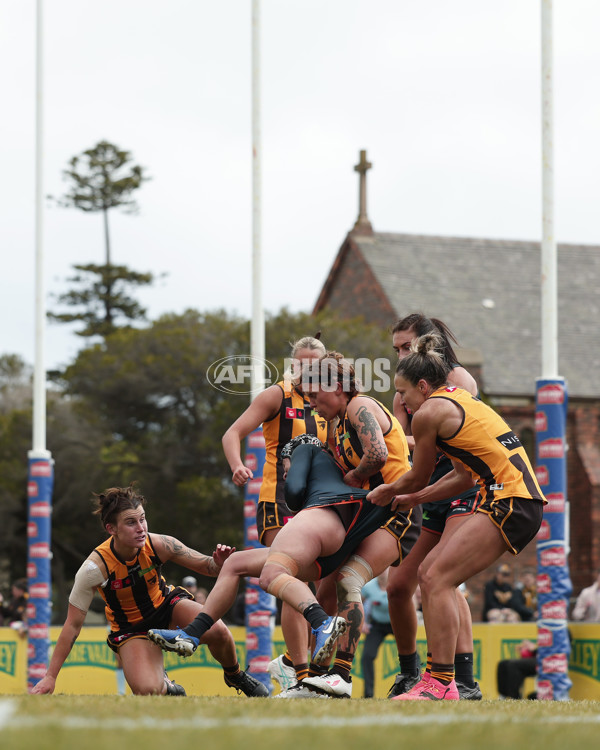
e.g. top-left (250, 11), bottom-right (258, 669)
top-left (5, 712), bottom-right (600, 731)
top-left (0, 699), bottom-right (17, 729)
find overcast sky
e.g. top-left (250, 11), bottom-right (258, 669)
top-left (2, 1), bottom-right (599, 371)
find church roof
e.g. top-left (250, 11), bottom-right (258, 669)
top-left (320, 231), bottom-right (600, 398)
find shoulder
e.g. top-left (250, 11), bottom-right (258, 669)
top-left (447, 366), bottom-right (477, 396)
top-left (347, 395), bottom-right (381, 417)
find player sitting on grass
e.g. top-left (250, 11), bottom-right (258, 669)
top-left (30, 484), bottom-right (268, 698)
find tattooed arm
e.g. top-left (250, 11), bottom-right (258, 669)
top-left (152, 534), bottom-right (235, 578)
top-left (343, 398), bottom-right (388, 488)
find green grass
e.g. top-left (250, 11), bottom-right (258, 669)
top-left (2, 695), bottom-right (600, 750)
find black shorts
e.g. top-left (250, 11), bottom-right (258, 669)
top-left (313, 501), bottom-right (394, 579)
top-left (256, 499), bottom-right (293, 544)
top-left (107, 587), bottom-right (193, 653)
top-left (476, 496), bottom-right (544, 554)
top-left (380, 504), bottom-right (422, 566)
top-left (421, 488), bottom-right (481, 535)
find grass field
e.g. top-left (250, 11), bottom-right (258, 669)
top-left (2, 695), bottom-right (600, 750)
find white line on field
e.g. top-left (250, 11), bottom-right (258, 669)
top-left (5, 712), bottom-right (600, 731)
top-left (0, 700), bottom-right (17, 729)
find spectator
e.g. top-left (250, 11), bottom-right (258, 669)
top-left (497, 639), bottom-right (537, 699)
top-left (510, 570), bottom-right (537, 622)
top-left (572, 571), bottom-right (600, 622)
top-left (182, 576), bottom-right (198, 597)
top-left (194, 587), bottom-right (208, 605)
top-left (0, 578), bottom-right (28, 629)
top-left (360, 568), bottom-right (394, 698)
top-left (483, 564), bottom-right (521, 622)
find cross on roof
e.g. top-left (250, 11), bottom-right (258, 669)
top-left (353, 149), bottom-right (373, 234)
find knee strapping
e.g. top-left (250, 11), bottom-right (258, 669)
top-left (336, 554), bottom-right (373, 603)
top-left (262, 551), bottom-right (300, 577)
top-left (267, 572), bottom-right (296, 599)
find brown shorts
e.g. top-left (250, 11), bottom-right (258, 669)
top-left (476, 496), bottom-right (544, 554)
top-left (107, 587), bottom-right (192, 653)
top-left (257, 499), bottom-right (293, 544)
top-left (381, 504), bottom-right (422, 566)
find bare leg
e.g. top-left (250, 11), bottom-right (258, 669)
top-left (418, 513), bottom-right (507, 665)
top-left (386, 529), bottom-right (438, 655)
top-left (119, 638), bottom-right (166, 695)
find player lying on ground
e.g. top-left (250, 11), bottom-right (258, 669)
top-left (30, 484), bottom-right (268, 697)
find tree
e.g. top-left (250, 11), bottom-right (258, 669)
top-left (48, 264), bottom-right (155, 338)
top-left (50, 140), bottom-right (156, 337)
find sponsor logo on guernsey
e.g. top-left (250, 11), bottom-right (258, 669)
top-left (488, 483), bottom-right (504, 491)
top-left (537, 574), bottom-right (552, 594)
top-left (545, 493), bottom-right (565, 513)
top-left (497, 431), bottom-right (522, 450)
top-left (541, 600), bottom-right (567, 619)
top-left (537, 520), bottom-right (551, 540)
top-left (542, 654), bottom-right (568, 673)
top-left (539, 438), bottom-right (564, 459)
top-left (444, 386), bottom-right (457, 392)
top-left (535, 411), bottom-right (548, 432)
top-left (537, 384), bottom-right (565, 405)
top-left (536, 465), bottom-right (549, 486)
top-left (285, 407), bottom-right (304, 420)
top-left (540, 547), bottom-right (566, 567)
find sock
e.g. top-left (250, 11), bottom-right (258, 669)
top-left (223, 663), bottom-right (241, 678)
top-left (399, 651), bottom-right (420, 676)
top-left (184, 612), bottom-right (214, 640)
top-left (115, 667), bottom-right (126, 696)
top-left (332, 651), bottom-right (353, 681)
top-left (303, 602), bottom-right (329, 630)
top-left (426, 652), bottom-right (432, 674)
top-left (294, 662), bottom-right (309, 682)
top-left (282, 652), bottom-right (294, 668)
top-left (308, 661), bottom-right (327, 678)
top-left (454, 652), bottom-right (475, 686)
top-left (430, 662), bottom-right (455, 686)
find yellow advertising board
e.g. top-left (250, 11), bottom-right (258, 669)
top-left (1, 623), bottom-right (599, 699)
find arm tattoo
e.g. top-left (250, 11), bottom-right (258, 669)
top-left (354, 406), bottom-right (387, 478)
top-left (159, 534), bottom-right (213, 574)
